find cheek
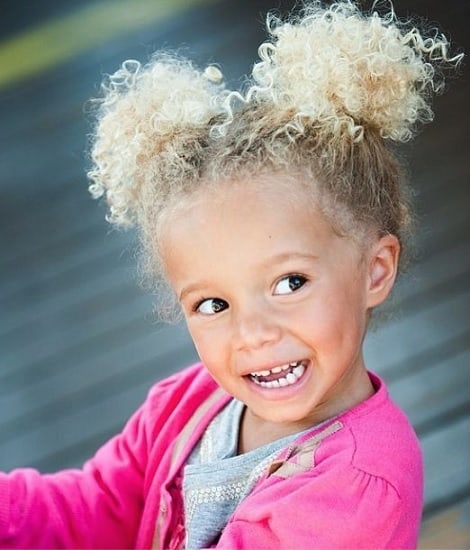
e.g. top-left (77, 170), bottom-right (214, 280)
top-left (296, 286), bottom-right (366, 345)
top-left (186, 323), bottom-right (226, 366)
top-left (190, 332), bottom-right (233, 389)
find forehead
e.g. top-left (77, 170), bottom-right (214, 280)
top-left (158, 175), bottom-right (352, 273)
top-left (161, 173), bottom-right (322, 237)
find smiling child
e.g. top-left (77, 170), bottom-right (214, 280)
top-left (0, 1), bottom-right (462, 548)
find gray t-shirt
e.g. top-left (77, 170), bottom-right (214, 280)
top-left (183, 399), bottom-right (310, 549)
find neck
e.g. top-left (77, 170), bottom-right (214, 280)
top-left (238, 407), bottom-right (308, 455)
top-left (238, 369), bottom-right (375, 455)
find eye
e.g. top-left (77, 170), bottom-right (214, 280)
top-left (273, 274), bottom-right (307, 295)
top-left (196, 298), bottom-right (229, 315)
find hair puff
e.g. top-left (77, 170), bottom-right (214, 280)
top-left (241, 0), bottom-right (462, 143)
top-left (88, 55), bottom-right (225, 227)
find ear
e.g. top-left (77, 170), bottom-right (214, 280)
top-left (366, 234), bottom-right (400, 309)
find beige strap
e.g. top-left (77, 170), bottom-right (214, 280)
top-left (170, 386), bottom-right (227, 471)
top-left (268, 420), bottom-right (343, 478)
top-left (153, 386), bottom-right (227, 550)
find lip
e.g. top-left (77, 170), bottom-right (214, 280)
top-left (244, 359), bottom-right (312, 400)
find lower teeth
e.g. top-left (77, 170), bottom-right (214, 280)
top-left (251, 363), bottom-right (306, 388)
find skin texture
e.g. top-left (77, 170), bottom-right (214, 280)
top-left (160, 175), bottom-right (400, 452)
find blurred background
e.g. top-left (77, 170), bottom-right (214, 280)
top-left (0, 0), bottom-right (468, 547)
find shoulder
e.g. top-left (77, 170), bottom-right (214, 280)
top-left (335, 372), bottom-right (423, 492)
top-left (301, 372), bottom-right (423, 530)
top-left (224, 375), bottom-right (422, 548)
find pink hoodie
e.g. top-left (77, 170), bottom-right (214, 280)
top-left (0, 363), bottom-right (422, 548)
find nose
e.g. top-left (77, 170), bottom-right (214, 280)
top-left (232, 305), bottom-right (282, 351)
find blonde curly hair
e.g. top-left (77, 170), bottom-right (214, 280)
top-left (87, 0), bottom-right (462, 316)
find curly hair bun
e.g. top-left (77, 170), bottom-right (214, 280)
top-left (88, 56), bottom-right (224, 226)
top-left (247, 0), bottom-right (462, 142)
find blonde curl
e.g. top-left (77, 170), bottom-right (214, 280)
top-left (88, 55), bottom-right (226, 227)
top-left (235, 0), bottom-right (463, 143)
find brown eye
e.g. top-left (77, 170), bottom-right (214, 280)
top-left (197, 298), bottom-right (228, 315)
top-left (274, 275), bottom-right (307, 295)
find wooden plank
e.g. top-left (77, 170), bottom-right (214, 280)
top-left (365, 291), bottom-right (469, 375)
top-left (0, 344), bottom-right (197, 471)
top-left (0, 277), bottom-right (144, 370)
top-left (387, 349), bottom-right (469, 435)
top-left (419, 496), bottom-right (470, 550)
top-left (421, 415), bottom-right (470, 515)
top-left (0, 309), bottom-right (191, 394)
top-left (0, 244), bottom-right (133, 333)
top-left (395, 240), bottom-right (470, 306)
top-left (0, 187), bottom-right (101, 267)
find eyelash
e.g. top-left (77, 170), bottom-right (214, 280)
top-left (273, 273), bottom-right (308, 295)
top-left (193, 297), bottom-right (228, 315)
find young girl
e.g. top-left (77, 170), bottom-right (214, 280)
top-left (0, 1), bottom-right (462, 548)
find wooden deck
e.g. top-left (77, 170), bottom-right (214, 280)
top-left (0, 0), bottom-right (468, 547)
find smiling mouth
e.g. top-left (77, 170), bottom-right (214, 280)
top-left (248, 360), bottom-right (308, 389)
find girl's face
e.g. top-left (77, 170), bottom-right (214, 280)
top-left (160, 176), bottom-right (398, 433)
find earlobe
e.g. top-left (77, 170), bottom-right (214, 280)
top-left (366, 234), bottom-right (400, 309)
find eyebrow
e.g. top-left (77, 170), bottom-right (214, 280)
top-left (261, 251), bottom-right (320, 266)
top-left (179, 280), bottom-right (213, 303)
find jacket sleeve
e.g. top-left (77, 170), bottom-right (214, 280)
top-left (0, 397), bottom-right (150, 549)
top-left (215, 465), bottom-right (417, 549)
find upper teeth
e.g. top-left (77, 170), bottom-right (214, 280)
top-left (250, 362), bottom-right (299, 378)
top-left (249, 361), bottom-right (306, 389)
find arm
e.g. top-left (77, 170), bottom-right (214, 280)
top-left (0, 400), bottom-right (149, 549)
top-left (0, 364), bottom-right (209, 549)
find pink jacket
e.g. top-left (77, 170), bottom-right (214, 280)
top-left (0, 363), bottom-right (423, 549)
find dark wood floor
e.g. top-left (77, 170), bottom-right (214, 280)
top-left (0, 0), bottom-right (468, 547)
